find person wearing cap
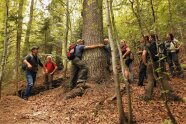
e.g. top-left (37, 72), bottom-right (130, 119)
top-left (22, 46), bottom-right (45, 100)
top-left (44, 55), bottom-right (57, 90)
top-left (69, 39), bottom-right (104, 89)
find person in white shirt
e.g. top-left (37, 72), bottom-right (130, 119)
top-left (164, 33), bottom-right (183, 78)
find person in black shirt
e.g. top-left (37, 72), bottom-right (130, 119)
top-left (22, 46), bottom-right (46, 100)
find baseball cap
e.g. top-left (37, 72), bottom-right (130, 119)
top-left (31, 46), bottom-right (39, 51)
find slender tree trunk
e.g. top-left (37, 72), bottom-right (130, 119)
top-left (82, 0), bottom-right (108, 82)
top-left (146, 2), bottom-right (176, 123)
top-left (129, 0), bottom-right (144, 36)
top-left (24, 0), bottom-right (34, 55)
top-left (110, 0), bottom-right (132, 123)
top-left (63, 0), bottom-right (69, 78)
top-left (0, 0), bottom-right (9, 99)
top-left (16, 0), bottom-right (24, 95)
top-left (105, 0), bottom-right (126, 123)
top-left (168, 0), bottom-right (173, 32)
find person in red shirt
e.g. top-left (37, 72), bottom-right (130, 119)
top-left (44, 56), bottom-right (57, 89)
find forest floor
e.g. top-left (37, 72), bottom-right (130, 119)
top-left (0, 67), bottom-right (186, 124)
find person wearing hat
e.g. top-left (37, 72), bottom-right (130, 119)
top-left (22, 46), bottom-right (46, 100)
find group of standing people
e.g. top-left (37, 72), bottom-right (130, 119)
top-left (22, 33), bottom-right (183, 100)
top-left (137, 33), bottom-right (184, 87)
top-left (22, 46), bottom-right (57, 100)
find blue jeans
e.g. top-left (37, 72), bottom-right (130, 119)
top-left (23, 71), bottom-right (37, 98)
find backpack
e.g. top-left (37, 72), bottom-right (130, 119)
top-left (67, 45), bottom-right (77, 60)
top-left (22, 54), bottom-right (39, 71)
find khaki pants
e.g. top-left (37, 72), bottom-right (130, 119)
top-left (44, 73), bottom-right (53, 90)
top-left (69, 57), bottom-right (88, 88)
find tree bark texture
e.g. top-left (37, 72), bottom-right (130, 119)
top-left (24, 0), bottom-right (34, 54)
top-left (0, 0), bottom-right (9, 99)
top-left (63, 0), bottom-right (69, 78)
top-left (16, 0), bottom-right (24, 95)
top-left (82, 0), bottom-right (108, 82)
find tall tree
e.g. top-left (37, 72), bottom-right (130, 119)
top-left (63, 0), bottom-right (69, 78)
top-left (129, 0), bottom-right (144, 36)
top-left (110, 1), bottom-right (133, 123)
top-left (168, 0), bottom-right (173, 32)
top-left (82, 0), bottom-right (108, 81)
top-left (105, 0), bottom-right (126, 123)
top-left (15, 0), bottom-right (24, 94)
top-left (24, 0), bottom-right (34, 54)
top-left (0, 0), bottom-right (9, 99)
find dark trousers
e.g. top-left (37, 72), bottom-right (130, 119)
top-left (24, 71), bottom-right (37, 98)
top-left (69, 58), bottom-right (88, 88)
top-left (138, 61), bottom-right (147, 85)
top-left (167, 52), bottom-right (182, 76)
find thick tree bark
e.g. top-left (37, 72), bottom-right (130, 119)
top-left (63, 0), bottom-right (69, 78)
top-left (0, 0), bottom-right (9, 99)
top-left (110, 0), bottom-right (132, 123)
top-left (15, 0), bottom-right (24, 95)
top-left (82, 0), bottom-right (108, 82)
top-left (24, 0), bottom-right (34, 54)
top-left (105, 0), bottom-right (126, 123)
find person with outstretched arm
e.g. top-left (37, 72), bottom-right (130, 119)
top-left (23, 46), bottom-right (46, 100)
top-left (69, 39), bottom-right (104, 89)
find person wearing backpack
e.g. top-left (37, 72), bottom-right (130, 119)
top-left (68, 39), bottom-right (104, 89)
top-left (164, 33), bottom-right (183, 78)
top-left (22, 46), bottom-right (46, 100)
top-left (120, 39), bottom-right (134, 82)
top-left (44, 55), bottom-right (57, 90)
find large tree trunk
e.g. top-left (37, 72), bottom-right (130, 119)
top-left (23, 0), bottom-right (34, 55)
top-left (82, 0), bottom-right (108, 81)
top-left (110, 0), bottom-right (132, 123)
top-left (15, 0), bottom-right (24, 95)
top-left (105, 0), bottom-right (126, 123)
top-left (0, 0), bottom-right (9, 99)
top-left (63, 0), bottom-right (69, 78)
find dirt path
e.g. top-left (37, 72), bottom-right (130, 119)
top-left (0, 73), bottom-right (186, 124)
